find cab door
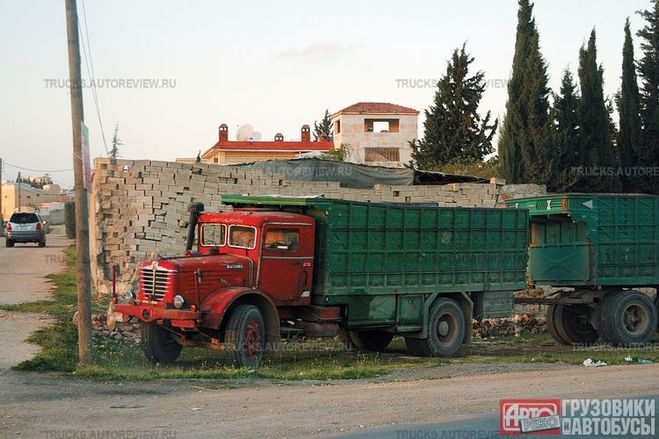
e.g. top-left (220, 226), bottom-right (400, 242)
top-left (258, 224), bottom-right (314, 303)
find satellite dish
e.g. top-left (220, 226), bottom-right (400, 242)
top-left (236, 124), bottom-right (254, 141)
top-left (251, 131), bottom-right (262, 141)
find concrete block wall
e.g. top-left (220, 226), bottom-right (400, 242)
top-left (90, 158), bottom-right (546, 293)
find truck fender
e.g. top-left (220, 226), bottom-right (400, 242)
top-left (411, 292), bottom-right (473, 344)
top-left (200, 287), bottom-right (281, 353)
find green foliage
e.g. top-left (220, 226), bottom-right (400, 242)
top-left (412, 44), bottom-right (497, 169)
top-left (636, 0), bottom-right (659, 193)
top-left (322, 143), bottom-right (350, 162)
top-left (578, 29), bottom-right (621, 191)
top-left (109, 122), bottom-right (123, 163)
top-left (313, 109), bottom-right (333, 141)
top-left (551, 70), bottom-right (582, 191)
top-left (429, 157), bottom-right (503, 180)
top-left (64, 201), bottom-right (75, 239)
top-left (498, 0), bottom-right (554, 185)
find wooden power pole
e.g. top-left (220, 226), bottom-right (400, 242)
top-left (65, 0), bottom-right (93, 364)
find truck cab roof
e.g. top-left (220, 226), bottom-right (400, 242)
top-left (198, 210), bottom-right (314, 227)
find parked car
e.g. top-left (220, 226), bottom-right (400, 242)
top-left (5, 212), bottom-right (47, 247)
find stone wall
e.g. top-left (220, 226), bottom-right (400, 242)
top-left (90, 158), bottom-right (546, 293)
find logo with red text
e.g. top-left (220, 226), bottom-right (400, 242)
top-left (500, 399), bottom-right (561, 435)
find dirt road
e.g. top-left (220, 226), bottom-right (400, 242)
top-left (1, 228), bottom-right (658, 438)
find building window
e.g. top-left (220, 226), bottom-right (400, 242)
top-left (335, 120), bottom-right (341, 134)
top-left (364, 119), bottom-right (400, 133)
top-left (213, 157), bottom-right (219, 163)
top-left (365, 147), bottom-right (400, 162)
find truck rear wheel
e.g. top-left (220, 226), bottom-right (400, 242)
top-left (405, 298), bottom-right (465, 357)
top-left (348, 330), bottom-right (394, 352)
top-left (142, 322), bottom-right (182, 364)
top-left (597, 291), bottom-right (657, 347)
top-left (225, 304), bottom-right (265, 368)
top-left (547, 304), bottom-right (598, 346)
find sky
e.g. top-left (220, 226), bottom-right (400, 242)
top-left (0, 0), bottom-right (653, 188)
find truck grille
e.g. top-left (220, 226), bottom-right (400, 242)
top-left (141, 267), bottom-right (175, 301)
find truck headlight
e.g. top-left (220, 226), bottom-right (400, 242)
top-left (173, 295), bottom-right (185, 309)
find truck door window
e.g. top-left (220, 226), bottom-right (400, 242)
top-left (263, 229), bottom-right (299, 252)
top-left (228, 225), bottom-right (256, 249)
top-left (200, 224), bottom-right (226, 246)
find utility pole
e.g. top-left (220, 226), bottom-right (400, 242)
top-left (0, 157), bottom-right (3, 224)
top-left (17, 172), bottom-right (21, 213)
top-left (65, 0), bottom-right (93, 364)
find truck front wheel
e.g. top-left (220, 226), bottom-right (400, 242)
top-left (597, 291), bottom-right (657, 347)
top-left (348, 330), bottom-right (394, 352)
top-left (142, 322), bottom-right (182, 364)
top-left (405, 298), bottom-right (465, 357)
top-left (225, 304), bottom-right (265, 368)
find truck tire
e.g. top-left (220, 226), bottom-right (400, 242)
top-left (225, 304), bottom-right (265, 368)
top-left (348, 330), bottom-right (394, 352)
top-left (549, 304), bottom-right (599, 346)
top-left (142, 322), bottom-right (182, 364)
top-left (405, 298), bottom-right (465, 357)
top-left (597, 291), bottom-right (657, 347)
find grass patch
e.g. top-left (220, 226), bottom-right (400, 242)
top-left (5, 245), bottom-right (658, 381)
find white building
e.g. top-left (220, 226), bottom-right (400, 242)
top-left (331, 102), bottom-right (419, 168)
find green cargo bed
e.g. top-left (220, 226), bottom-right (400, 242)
top-left (507, 194), bottom-right (659, 287)
top-left (223, 195), bottom-right (529, 325)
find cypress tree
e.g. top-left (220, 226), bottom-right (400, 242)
top-left (577, 29), bottom-right (621, 191)
top-left (499, 0), bottom-right (554, 184)
top-left (637, 0), bottom-right (659, 193)
top-left (313, 109), bottom-right (333, 141)
top-left (552, 70), bottom-right (581, 191)
top-left (411, 44), bottom-right (497, 169)
top-left (616, 18), bottom-right (642, 191)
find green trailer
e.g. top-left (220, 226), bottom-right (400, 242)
top-left (223, 195), bottom-right (529, 356)
top-left (508, 193), bottom-right (659, 347)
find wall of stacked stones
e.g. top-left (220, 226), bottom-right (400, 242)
top-left (90, 158), bottom-right (546, 293)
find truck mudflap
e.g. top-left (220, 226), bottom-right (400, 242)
top-left (112, 302), bottom-right (201, 325)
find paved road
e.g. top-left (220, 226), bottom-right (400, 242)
top-left (0, 226), bottom-right (71, 373)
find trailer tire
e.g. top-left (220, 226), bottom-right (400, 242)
top-left (406, 298), bottom-right (465, 357)
top-left (597, 291), bottom-right (657, 347)
top-left (551, 304), bottom-right (599, 346)
top-left (142, 322), bottom-right (182, 364)
top-left (546, 304), bottom-right (570, 345)
top-left (348, 330), bottom-right (394, 352)
top-left (225, 304), bottom-right (265, 368)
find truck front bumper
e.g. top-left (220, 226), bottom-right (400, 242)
top-left (112, 302), bottom-right (201, 327)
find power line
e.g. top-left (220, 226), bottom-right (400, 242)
top-left (2, 161), bottom-right (73, 173)
top-left (79, 0), bottom-right (109, 156)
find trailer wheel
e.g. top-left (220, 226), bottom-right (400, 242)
top-left (142, 322), bottom-right (182, 364)
top-left (225, 304), bottom-right (265, 368)
top-left (548, 304), bottom-right (599, 346)
top-left (597, 291), bottom-right (657, 347)
top-left (348, 330), bottom-right (394, 352)
top-left (406, 298), bottom-right (465, 357)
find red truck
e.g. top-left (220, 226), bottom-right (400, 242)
top-left (113, 195), bottom-right (529, 367)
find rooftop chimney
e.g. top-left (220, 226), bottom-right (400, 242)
top-left (218, 124), bottom-right (228, 142)
top-left (274, 133), bottom-right (284, 142)
top-left (301, 124), bottom-right (311, 143)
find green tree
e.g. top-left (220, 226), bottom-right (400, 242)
top-left (578, 29), bottom-right (620, 191)
top-left (637, 0), bottom-right (659, 193)
top-left (110, 122), bottom-right (123, 164)
top-left (552, 70), bottom-right (581, 191)
top-left (616, 18), bottom-right (643, 191)
top-left (498, 0), bottom-right (554, 184)
top-left (196, 151), bottom-right (201, 163)
top-left (322, 143), bottom-right (350, 161)
top-left (411, 44), bottom-right (497, 169)
top-left (313, 109), bottom-right (333, 141)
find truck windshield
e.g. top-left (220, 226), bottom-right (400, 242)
top-left (200, 224), bottom-right (226, 246)
top-left (228, 225), bottom-right (256, 249)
